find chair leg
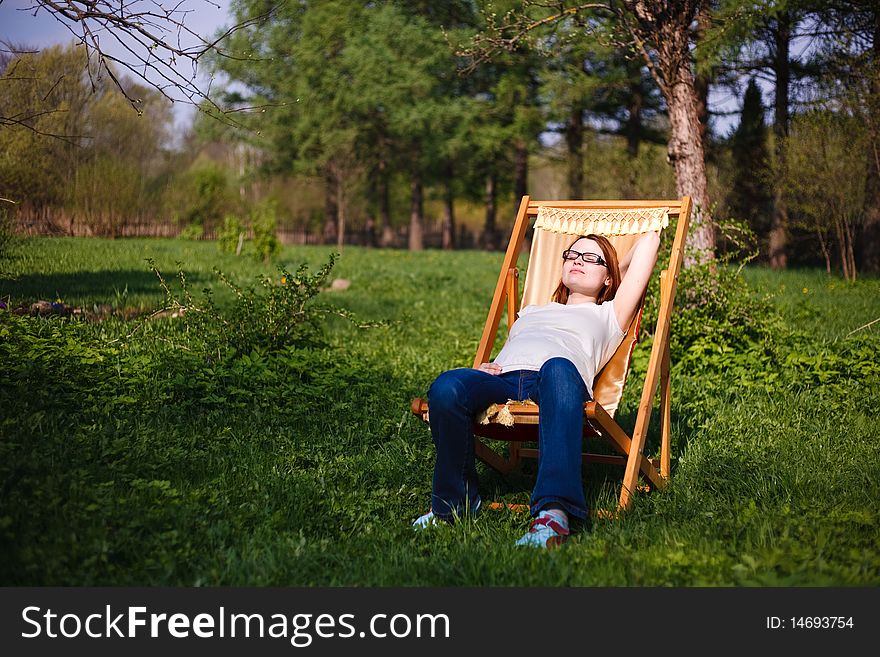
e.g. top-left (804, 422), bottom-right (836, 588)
top-left (474, 439), bottom-right (517, 474)
top-left (508, 440), bottom-right (521, 470)
top-left (660, 336), bottom-right (671, 480)
top-left (618, 453), bottom-right (640, 510)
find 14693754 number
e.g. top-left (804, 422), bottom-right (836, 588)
top-left (791, 617), bottom-right (854, 629)
top-left (766, 616), bottom-right (854, 630)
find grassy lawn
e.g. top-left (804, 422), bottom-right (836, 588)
top-left (1, 237), bottom-right (878, 585)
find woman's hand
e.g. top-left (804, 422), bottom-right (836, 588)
top-left (476, 362), bottom-right (503, 375)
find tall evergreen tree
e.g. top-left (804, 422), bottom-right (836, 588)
top-left (215, 0), bottom-right (459, 249)
top-left (728, 79), bottom-right (773, 245)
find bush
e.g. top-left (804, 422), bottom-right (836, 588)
top-left (178, 223), bottom-right (204, 240)
top-left (172, 162), bottom-right (234, 231)
top-left (217, 215), bottom-right (246, 255)
top-left (635, 221), bottom-right (782, 388)
top-left (251, 201), bottom-right (281, 263)
top-left (147, 253), bottom-right (376, 358)
top-left (669, 260), bottom-right (782, 379)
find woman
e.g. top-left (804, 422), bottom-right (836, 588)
top-left (413, 231), bottom-right (661, 548)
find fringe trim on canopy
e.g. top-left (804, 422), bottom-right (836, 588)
top-left (535, 206), bottom-right (669, 236)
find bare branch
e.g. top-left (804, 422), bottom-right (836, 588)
top-left (2, 0), bottom-right (282, 127)
top-left (0, 109), bottom-right (84, 143)
top-left (457, 2), bottom-right (613, 74)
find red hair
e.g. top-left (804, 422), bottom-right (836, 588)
top-left (551, 234), bottom-right (621, 304)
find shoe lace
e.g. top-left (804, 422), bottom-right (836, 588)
top-left (529, 515), bottom-right (570, 537)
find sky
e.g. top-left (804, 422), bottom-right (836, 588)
top-left (0, 0), bottom-right (234, 133)
top-left (0, 0), bottom-right (743, 138)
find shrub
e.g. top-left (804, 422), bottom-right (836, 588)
top-left (172, 162), bottom-right (234, 231)
top-left (217, 215), bottom-right (246, 255)
top-left (668, 259), bottom-right (782, 379)
top-left (251, 201), bottom-right (281, 263)
top-left (178, 223), bottom-right (204, 241)
top-left (147, 253), bottom-right (378, 358)
top-left (636, 220), bottom-right (782, 386)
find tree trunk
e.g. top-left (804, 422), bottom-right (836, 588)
top-left (693, 0), bottom-right (712, 150)
top-left (625, 60), bottom-right (643, 199)
top-left (408, 170), bottom-right (424, 251)
top-left (769, 11), bottom-right (791, 269)
top-left (514, 138), bottom-right (529, 203)
top-left (483, 173), bottom-right (499, 250)
top-left (323, 165), bottom-right (338, 245)
top-left (336, 175), bottom-right (345, 252)
top-left (625, 0), bottom-right (714, 262)
top-left (845, 216), bottom-right (857, 282)
top-left (833, 215), bottom-right (857, 282)
top-left (566, 104), bottom-right (584, 198)
top-left (664, 65), bottom-right (714, 262)
top-left (858, 7), bottom-right (880, 273)
top-left (378, 158), bottom-right (394, 248)
top-left (625, 76), bottom-right (643, 160)
top-left (817, 228), bottom-right (831, 274)
top-left (442, 164), bottom-right (456, 250)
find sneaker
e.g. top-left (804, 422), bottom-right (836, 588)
top-left (412, 497), bottom-right (481, 530)
top-left (412, 509), bottom-right (443, 530)
top-left (514, 511), bottom-right (570, 548)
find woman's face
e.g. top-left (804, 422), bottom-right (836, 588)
top-left (561, 237), bottom-right (611, 301)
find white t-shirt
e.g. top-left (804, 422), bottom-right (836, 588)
top-left (493, 300), bottom-right (625, 397)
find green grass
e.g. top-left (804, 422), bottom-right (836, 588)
top-left (744, 266), bottom-right (880, 340)
top-left (1, 237), bottom-right (878, 585)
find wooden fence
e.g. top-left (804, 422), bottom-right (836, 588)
top-left (15, 214), bottom-right (498, 250)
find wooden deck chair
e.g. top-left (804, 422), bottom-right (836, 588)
top-left (412, 196), bottom-right (691, 510)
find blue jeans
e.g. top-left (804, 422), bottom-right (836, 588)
top-left (426, 357), bottom-right (591, 521)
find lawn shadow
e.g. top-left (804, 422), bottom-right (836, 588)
top-left (3, 269), bottom-right (215, 307)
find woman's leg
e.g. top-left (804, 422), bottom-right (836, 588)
top-left (530, 357), bottom-right (591, 521)
top-left (427, 368), bottom-right (518, 520)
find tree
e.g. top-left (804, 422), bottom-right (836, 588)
top-left (728, 78), bottom-right (773, 246)
top-left (0, 43), bottom-right (174, 234)
top-left (620, 1), bottom-right (715, 261)
top-left (538, 15), bottom-right (665, 199)
top-left (781, 111), bottom-right (865, 280)
top-left (213, 1), bottom-right (362, 245)
top-left (462, 1), bottom-right (717, 262)
top-left (466, 50), bottom-right (543, 249)
top-left (538, 16), bottom-right (598, 198)
top-left (0, 44), bottom-right (90, 213)
top-left (701, 1), bottom-right (830, 269)
top-left (860, 4), bottom-right (880, 273)
top-left (71, 78), bottom-right (172, 235)
top-left (812, 0), bottom-right (880, 273)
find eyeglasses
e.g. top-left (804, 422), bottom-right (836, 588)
top-left (562, 249), bottom-right (607, 268)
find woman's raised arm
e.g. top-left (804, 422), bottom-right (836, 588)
top-left (613, 231), bottom-right (660, 331)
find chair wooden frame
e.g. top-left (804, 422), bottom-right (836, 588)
top-left (412, 195), bottom-right (691, 510)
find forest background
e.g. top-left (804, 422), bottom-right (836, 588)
top-left (1, 0), bottom-right (878, 280)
